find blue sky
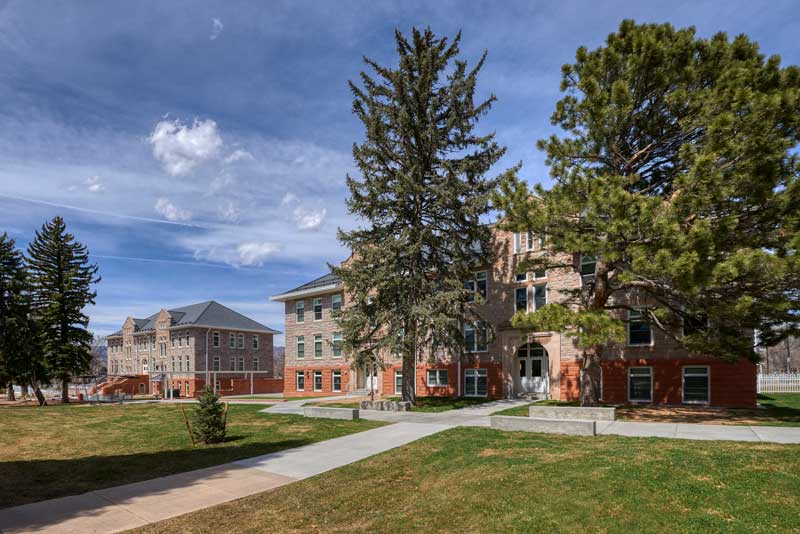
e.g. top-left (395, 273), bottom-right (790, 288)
top-left (0, 0), bottom-right (798, 344)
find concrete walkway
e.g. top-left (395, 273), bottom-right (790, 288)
top-left (0, 422), bottom-right (449, 534)
top-left (597, 420), bottom-right (800, 443)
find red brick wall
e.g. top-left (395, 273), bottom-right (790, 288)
top-left (559, 358), bottom-right (756, 407)
top-left (283, 365), bottom-right (351, 397)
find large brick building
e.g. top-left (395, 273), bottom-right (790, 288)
top-left (106, 301), bottom-right (282, 398)
top-left (271, 228), bottom-right (757, 407)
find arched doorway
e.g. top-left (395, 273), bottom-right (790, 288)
top-left (517, 343), bottom-right (548, 394)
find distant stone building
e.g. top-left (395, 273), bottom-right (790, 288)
top-left (105, 301), bottom-right (282, 397)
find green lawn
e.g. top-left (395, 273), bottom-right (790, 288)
top-left (0, 403), bottom-right (384, 508)
top-left (130, 426), bottom-right (800, 534)
top-left (492, 394), bottom-right (800, 426)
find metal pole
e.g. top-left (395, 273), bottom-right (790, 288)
top-left (250, 371), bottom-right (254, 396)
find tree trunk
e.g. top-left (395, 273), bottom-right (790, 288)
top-left (579, 349), bottom-right (602, 407)
top-left (401, 352), bottom-right (416, 405)
top-left (21, 383), bottom-right (29, 398)
top-left (6, 382), bottom-right (15, 401)
top-left (61, 379), bottom-right (70, 403)
top-left (34, 386), bottom-right (47, 406)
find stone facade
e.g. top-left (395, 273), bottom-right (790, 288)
top-left (272, 227), bottom-right (757, 407)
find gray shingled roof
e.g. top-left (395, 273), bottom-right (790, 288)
top-left (282, 272), bottom-right (341, 295)
top-left (111, 301), bottom-right (280, 335)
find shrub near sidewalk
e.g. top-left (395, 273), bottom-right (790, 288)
top-left (192, 387), bottom-right (228, 444)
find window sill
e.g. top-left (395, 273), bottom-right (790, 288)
top-left (426, 384), bottom-right (448, 388)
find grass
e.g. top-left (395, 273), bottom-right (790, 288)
top-left (492, 394), bottom-right (800, 426)
top-left (129, 426), bottom-right (800, 534)
top-left (0, 403), bottom-right (384, 509)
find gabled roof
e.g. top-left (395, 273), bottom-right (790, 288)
top-left (271, 273), bottom-right (343, 302)
top-left (108, 301), bottom-right (280, 335)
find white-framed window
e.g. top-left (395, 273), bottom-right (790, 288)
top-left (229, 357), bottom-right (235, 371)
top-left (367, 296), bottom-right (377, 328)
top-left (237, 357), bottom-right (244, 371)
top-left (532, 284), bottom-right (547, 311)
top-left (393, 370), bottom-right (403, 395)
top-left (314, 370), bottom-right (323, 392)
top-left (237, 333), bottom-right (245, 349)
top-left (177, 335), bottom-right (182, 347)
top-left (464, 368), bottom-right (488, 397)
top-left (296, 301), bottom-right (305, 323)
top-left (332, 294), bottom-right (343, 312)
top-left (252, 335), bottom-right (259, 350)
top-left (229, 333), bottom-right (236, 348)
top-left (296, 371), bottom-right (305, 391)
top-left (515, 272), bottom-right (527, 282)
top-left (682, 366), bottom-right (710, 404)
top-left (171, 336), bottom-right (175, 347)
top-left (332, 333), bottom-right (343, 358)
top-left (296, 336), bottom-right (305, 359)
top-left (185, 332), bottom-right (190, 346)
top-left (580, 254), bottom-right (597, 276)
top-left (213, 356), bottom-right (221, 371)
top-left (185, 355), bottom-right (190, 372)
top-left (184, 381), bottom-right (189, 397)
top-left (427, 369), bottom-right (448, 387)
top-left (212, 331), bottom-right (220, 347)
top-left (628, 367), bottom-right (652, 402)
top-left (627, 309), bottom-right (653, 346)
top-left (514, 287), bottom-right (528, 313)
top-left (465, 271), bottom-right (488, 303)
top-left (214, 379), bottom-right (221, 391)
top-left (333, 370), bottom-right (342, 392)
top-left (526, 231), bottom-right (542, 251)
top-left (513, 232), bottom-right (522, 254)
top-left (314, 334), bottom-right (323, 358)
top-left (313, 298), bottom-right (323, 321)
top-left (533, 269), bottom-right (547, 280)
top-left (464, 322), bottom-right (488, 352)
top-left (253, 357), bottom-right (259, 371)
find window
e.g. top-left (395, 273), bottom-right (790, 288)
top-left (178, 335), bottom-right (182, 347)
top-left (296, 301), bottom-right (305, 323)
top-left (252, 335), bottom-right (259, 350)
top-left (296, 371), bottom-right (305, 391)
top-left (229, 333), bottom-right (236, 348)
top-left (229, 357), bottom-right (235, 371)
top-left (683, 366), bottom-right (710, 403)
top-left (682, 314), bottom-right (709, 338)
top-left (214, 379), bottom-right (221, 391)
top-left (526, 231), bottom-right (536, 251)
top-left (533, 284), bottom-right (547, 311)
top-left (332, 294), bottom-right (343, 312)
top-left (628, 309), bottom-right (652, 346)
top-left (314, 371), bottom-right (323, 391)
top-left (394, 371), bottom-right (403, 395)
top-left (185, 333), bottom-right (190, 346)
top-left (313, 298), bottom-right (323, 320)
top-left (171, 356), bottom-right (175, 371)
top-left (427, 369), bottom-right (448, 387)
top-left (237, 357), bottom-right (244, 371)
top-left (185, 355), bottom-right (190, 372)
top-left (333, 370), bottom-right (342, 392)
top-left (213, 356), bottom-right (220, 371)
top-left (296, 336), bottom-right (305, 359)
top-left (464, 369), bottom-right (488, 397)
top-left (178, 357), bottom-right (183, 371)
top-left (514, 287), bottom-right (528, 313)
top-left (314, 334), bottom-right (323, 358)
top-left (237, 333), bottom-right (244, 349)
top-left (515, 272), bottom-right (527, 282)
top-left (513, 232), bottom-right (522, 253)
top-left (171, 336), bottom-right (175, 347)
top-left (212, 332), bottom-right (220, 347)
top-left (332, 333), bottom-right (343, 358)
top-left (367, 296), bottom-right (377, 327)
top-left (533, 269), bottom-right (546, 280)
top-left (628, 367), bottom-right (652, 402)
top-left (253, 357), bottom-right (259, 371)
top-left (184, 381), bottom-right (189, 397)
top-left (465, 271), bottom-right (488, 302)
top-left (464, 322), bottom-right (488, 352)
top-left (580, 255), bottom-right (597, 276)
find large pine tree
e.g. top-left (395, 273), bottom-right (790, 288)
top-left (334, 28), bottom-right (509, 404)
top-left (0, 232), bottom-right (28, 400)
top-left (495, 21), bottom-right (800, 405)
top-left (27, 217), bottom-right (100, 403)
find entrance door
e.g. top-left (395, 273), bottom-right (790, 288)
top-left (518, 344), bottom-right (548, 394)
top-left (365, 369), bottom-right (378, 392)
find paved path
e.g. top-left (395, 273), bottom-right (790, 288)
top-left (0, 423), bottom-right (449, 534)
top-left (597, 420), bottom-right (800, 443)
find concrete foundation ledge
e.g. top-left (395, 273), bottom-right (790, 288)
top-left (529, 406), bottom-right (615, 421)
top-left (490, 415), bottom-right (596, 436)
top-left (360, 400), bottom-right (411, 411)
top-left (303, 407), bottom-right (359, 420)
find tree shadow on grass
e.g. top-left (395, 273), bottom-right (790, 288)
top-left (0, 438), bottom-right (310, 512)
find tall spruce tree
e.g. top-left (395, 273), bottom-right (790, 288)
top-left (334, 28), bottom-right (510, 404)
top-left (27, 217), bottom-right (100, 403)
top-left (0, 233), bottom-right (28, 400)
top-left (495, 20), bottom-right (800, 406)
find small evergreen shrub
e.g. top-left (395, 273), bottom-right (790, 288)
top-left (192, 386), bottom-right (227, 444)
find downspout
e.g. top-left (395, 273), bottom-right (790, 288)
top-left (205, 328), bottom-right (210, 388)
top-left (457, 358), bottom-right (461, 397)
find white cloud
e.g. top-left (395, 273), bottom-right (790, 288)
top-left (148, 118), bottom-right (222, 176)
top-left (86, 175), bottom-right (104, 192)
top-left (218, 200), bottom-right (241, 223)
top-left (192, 240), bottom-right (281, 267)
top-left (154, 197), bottom-right (192, 221)
top-left (224, 149), bottom-right (253, 164)
top-left (280, 192), bottom-right (326, 230)
top-left (236, 241), bottom-right (280, 265)
top-left (210, 18), bottom-right (224, 40)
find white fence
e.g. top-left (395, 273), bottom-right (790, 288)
top-left (757, 372), bottom-right (800, 393)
